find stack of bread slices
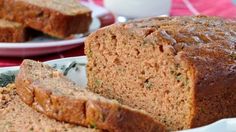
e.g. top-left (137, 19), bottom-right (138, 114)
top-left (0, 0), bottom-right (92, 42)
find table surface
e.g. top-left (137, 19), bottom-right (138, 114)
top-left (1, 0), bottom-right (236, 67)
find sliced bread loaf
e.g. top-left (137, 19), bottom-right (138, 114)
top-left (15, 59), bottom-right (166, 132)
top-left (0, 84), bottom-right (99, 132)
top-left (0, 0), bottom-right (92, 38)
top-left (0, 19), bottom-right (28, 42)
top-left (85, 16), bottom-right (236, 130)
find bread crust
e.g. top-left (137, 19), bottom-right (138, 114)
top-left (181, 46), bottom-right (236, 128)
top-left (15, 60), bottom-right (166, 132)
top-left (0, 0), bottom-right (92, 38)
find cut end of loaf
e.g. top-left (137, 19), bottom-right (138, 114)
top-left (85, 23), bottom-right (195, 130)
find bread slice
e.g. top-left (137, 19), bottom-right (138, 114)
top-left (0, 0), bottom-right (92, 38)
top-left (0, 19), bottom-right (28, 42)
top-left (15, 59), bottom-right (166, 132)
top-left (0, 84), bottom-right (99, 132)
top-left (85, 15), bottom-right (236, 130)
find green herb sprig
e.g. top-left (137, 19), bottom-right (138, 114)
top-left (63, 61), bottom-right (86, 76)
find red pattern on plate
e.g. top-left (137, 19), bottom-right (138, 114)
top-left (0, 0), bottom-right (236, 67)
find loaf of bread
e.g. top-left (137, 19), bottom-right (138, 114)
top-left (15, 59), bottom-right (166, 132)
top-left (0, 84), bottom-right (99, 132)
top-left (0, 19), bottom-right (28, 42)
top-left (85, 16), bottom-right (236, 130)
top-left (0, 0), bottom-right (92, 38)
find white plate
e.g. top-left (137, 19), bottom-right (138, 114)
top-left (0, 56), bottom-right (235, 132)
top-left (0, 1), bottom-right (108, 57)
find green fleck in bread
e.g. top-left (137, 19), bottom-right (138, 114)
top-left (85, 16), bottom-right (236, 130)
top-left (15, 59), bottom-right (166, 132)
top-left (0, 0), bottom-right (92, 38)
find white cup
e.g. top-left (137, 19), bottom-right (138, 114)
top-left (104, 0), bottom-right (171, 20)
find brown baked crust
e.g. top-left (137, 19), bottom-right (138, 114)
top-left (15, 60), bottom-right (166, 132)
top-left (0, 19), bottom-right (28, 42)
top-left (85, 16), bottom-right (236, 130)
top-left (181, 44), bottom-right (236, 128)
top-left (0, 0), bottom-right (92, 38)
